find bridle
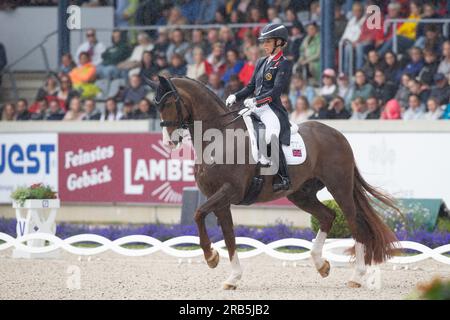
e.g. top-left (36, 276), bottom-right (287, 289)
top-left (153, 78), bottom-right (194, 130)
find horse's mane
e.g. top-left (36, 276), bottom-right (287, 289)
top-left (172, 76), bottom-right (230, 112)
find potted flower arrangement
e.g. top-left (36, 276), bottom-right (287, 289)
top-left (9, 183), bottom-right (60, 259)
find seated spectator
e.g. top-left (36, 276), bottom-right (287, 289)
top-left (120, 100), bottom-right (135, 120)
top-left (281, 94), bottom-right (293, 113)
top-left (204, 29), bottom-right (219, 56)
top-left (63, 96), bottom-right (85, 121)
top-left (424, 97), bottom-right (444, 120)
top-left (308, 96), bottom-right (329, 120)
top-left (139, 51), bottom-right (159, 81)
top-left (340, 2), bottom-right (365, 74)
top-left (35, 75), bottom-right (59, 102)
top-left (30, 99), bottom-right (48, 120)
top-left (82, 98), bottom-right (101, 120)
top-left (289, 73), bottom-right (316, 107)
top-left (415, 3), bottom-right (443, 49)
top-left (186, 47), bottom-right (212, 80)
top-left (238, 46), bottom-right (259, 86)
top-left (319, 69), bottom-right (338, 102)
top-left (153, 28), bottom-right (170, 58)
top-left (223, 75), bottom-right (243, 100)
top-left (56, 74), bottom-right (79, 111)
top-left (96, 30), bottom-right (131, 80)
top-left (45, 100), bottom-right (65, 120)
top-left (75, 29), bottom-right (105, 67)
top-left (69, 52), bottom-right (100, 98)
top-left (381, 51), bottom-right (402, 84)
top-left (333, 4), bottom-right (347, 48)
top-left (290, 96), bottom-right (313, 124)
top-left (133, 98), bottom-right (157, 119)
top-left (167, 53), bottom-right (187, 77)
top-left (207, 43), bottom-right (227, 77)
top-left (376, 3), bottom-right (402, 58)
top-left (222, 49), bottom-right (244, 85)
top-left (381, 99), bottom-right (402, 120)
top-left (100, 98), bottom-right (123, 121)
top-left (185, 29), bottom-right (208, 64)
top-left (1, 103), bottom-right (15, 121)
top-left (378, 1), bottom-right (421, 56)
top-left (118, 32), bottom-right (154, 78)
top-left (240, 30), bottom-right (258, 58)
top-left (407, 78), bottom-right (430, 106)
top-left (438, 41), bottom-right (450, 79)
top-left (351, 70), bottom-right (374, 102)
top-left (59, 53), bottom-right (76, 75)
top-left (350, 97), bottom-right (368, 120)
top-left (395, 73), bottom-right (413, 109)
top-left (297, 22), bottom-right (321, 84)
top-left (247, 6), bottom-right (269, 38)
top-left (337, 72), bottom-right (353, 107)
top-left (418, 49), bottom-right (439, 86)
top-left (16, 99), bottom-right (31, 121)
top-left (328, 96), bottom-right (351, 119)
top-left (167, 6), bottom-right (188, 26)
top-left (365, 96), bottom-right (381, 119)
top-left (154, 53), bottom-right (169, 74)
top-left (361, 50), bottom-right (381, 81)
top-left (206, 72), bottom-right (224, 99)
top-left (430, 73), bottom-right (450, 106)
top-left (403, 94), bottom-right (425, 120)
top-left (402, 47), bottom-right (424, 78)
top-left (285, 21), bottom-right (305, 62)
top-left (219, 26), bottom-right (238, 54)
top-left (166, 29), bottom-right (190, 63)
top-left (122, 74), bottom-right (148, 105)
top-left (267, 6), bottom-right (282, 24)
top-left (373, 69), bottom-right (397, 105)
top-left (417, 24), bottom-right (443, 56)
top-left (441, 104), bottom-right (450, 119)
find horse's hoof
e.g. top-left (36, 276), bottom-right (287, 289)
top-left (206, 249), bottom-right (219, 269)
top-left (347, 281), bottom-right (362, 288)
top-left (223, 283), bottom-right (237, 290)
top-left (318, 260), bottom-right (331, 278)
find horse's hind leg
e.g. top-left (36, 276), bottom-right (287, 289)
top-left (194, 183), bottom-right (234, 269)
top-left (287, 185), bottom-right (335, 278)
top-left (215, 205), bottom-right (242, 290)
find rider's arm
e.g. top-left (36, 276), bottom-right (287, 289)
top-left (234, 58), bottom-right (263, 101)
top-left (254, 59), bottom-right (291, 107)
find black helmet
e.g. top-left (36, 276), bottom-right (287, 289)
top-left (258, 23), bottom-right (289, 43)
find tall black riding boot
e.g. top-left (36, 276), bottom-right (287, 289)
top-left (272, 146), bottom-right (290, 192)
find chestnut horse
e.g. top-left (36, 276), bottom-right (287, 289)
top-left (146, 76), bottom-right (399, 290)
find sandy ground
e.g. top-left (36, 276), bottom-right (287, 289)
top-left (0, 250), bottom-right (449, 300)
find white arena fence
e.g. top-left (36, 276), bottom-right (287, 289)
top-left (0, 232), bottom-right (449, 265)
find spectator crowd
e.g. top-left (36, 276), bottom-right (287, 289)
top-left (1, 0), bottom-right (450, 122)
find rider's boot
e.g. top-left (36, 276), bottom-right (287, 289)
top-left (273, 146), bottom-right (290, 192)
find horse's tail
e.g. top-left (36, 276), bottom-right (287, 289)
top-left (352, 166), bottom-right (400, 264)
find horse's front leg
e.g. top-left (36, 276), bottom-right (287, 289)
top-left (194, 183), bottom-right (234, 269)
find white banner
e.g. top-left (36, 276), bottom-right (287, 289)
top-left (318, 132), bottom-right (450, 205)
top-left (0, 134), bottom-right (58, 203)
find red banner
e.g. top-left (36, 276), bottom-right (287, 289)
top-left (58, 133), bottom-right (196, 204)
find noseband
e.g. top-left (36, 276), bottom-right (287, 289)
top-left (154, 78), bottom-right (193, 130)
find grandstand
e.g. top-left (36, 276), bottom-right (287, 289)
top-left (1, 0), bottom-right (450, 121)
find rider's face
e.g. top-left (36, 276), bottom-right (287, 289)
top-left (262, 39), bottom-right (276, 56)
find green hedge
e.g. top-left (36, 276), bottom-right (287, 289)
top-left (310, 200), bottom-right (351, 238)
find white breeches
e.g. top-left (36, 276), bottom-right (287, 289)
top-left (253, 104), bottom-right (280, 145)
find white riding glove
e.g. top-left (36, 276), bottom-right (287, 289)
top-left (225, 94), bottom-right (236, 107)
top-left (244, 98), bottom-right (257, 112)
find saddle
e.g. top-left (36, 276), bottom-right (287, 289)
top-left (238, 110), bottom-right (307, 205)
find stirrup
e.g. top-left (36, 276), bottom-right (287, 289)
top-left (273, 176), bottom-right (290, 192)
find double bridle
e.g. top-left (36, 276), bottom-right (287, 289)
top-left (154, 77), bottom-right (246, 131)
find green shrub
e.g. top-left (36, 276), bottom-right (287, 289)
top-left (437, 218), bottom-right (450, 232)
top-left (10, 183), bottom-right (57, 206)
top-left (310, 200), bottom-right (351, 238)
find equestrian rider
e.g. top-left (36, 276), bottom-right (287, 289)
top-left (225, 23), bottom-right (292, 192)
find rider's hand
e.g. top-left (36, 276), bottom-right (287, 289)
top-left (244, 98), bottom-right (257, 112)
top-left (225, 94), bottom-right (236, 107)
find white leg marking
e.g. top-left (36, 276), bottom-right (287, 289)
top-left (311, 230), bottom-right (327, 270)
top-left (224, 253), bottom-right (242, 287)
top-left (350, 242), bottom-right (367, 284)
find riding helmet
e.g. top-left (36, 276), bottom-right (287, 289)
top-left (258, 23), bottom-right (289, 43)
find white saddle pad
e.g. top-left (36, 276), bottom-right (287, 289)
top-left (239, 109), bottom-right (307, 165)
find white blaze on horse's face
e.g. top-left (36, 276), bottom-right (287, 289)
top-left (162, 127), bottom-right (175, 149)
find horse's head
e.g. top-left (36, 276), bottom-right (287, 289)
top-left (145, 76), bottom-right (192, 149)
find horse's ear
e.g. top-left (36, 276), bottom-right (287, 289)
top-left (143, 76), bottom-right (159, 90)
top-left (157, 75), bottom-right (172, 92)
